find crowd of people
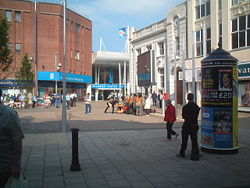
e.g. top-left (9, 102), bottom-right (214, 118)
top-left (0, 92), bottom-right (78, 109)
top-left (103, 91), bottom-right (164, 116)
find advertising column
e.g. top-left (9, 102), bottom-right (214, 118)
top-left (200, 47), bottom-right (238, 154)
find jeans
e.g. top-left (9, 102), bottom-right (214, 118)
top-left (136, 105), bottom-right (142, 116)
top-left (85, 103), bottom-right (91, 114)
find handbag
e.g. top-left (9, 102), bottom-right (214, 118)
top-left (4, 176), bottom-right (29, 188)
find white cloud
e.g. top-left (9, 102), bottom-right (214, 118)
top-left (71, 0), bottom-right (181, 18)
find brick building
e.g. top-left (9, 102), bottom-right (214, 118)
top-left (0, 0), bottom-right (92, 98)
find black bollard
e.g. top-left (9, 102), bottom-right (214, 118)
top-left (70, 128), bottom-right (81, 171)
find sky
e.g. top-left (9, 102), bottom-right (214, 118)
top-left (36, 0), bottom-right (186, 52)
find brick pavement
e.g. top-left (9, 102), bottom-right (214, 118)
top-left (17, 102), bottom-right (250, 188)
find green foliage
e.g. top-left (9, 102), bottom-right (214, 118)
top-left (15, 54), bottom-right (34, 92)
top-left (0, 15), bottom-right (13, 78)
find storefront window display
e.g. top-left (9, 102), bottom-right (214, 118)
top-left (238, 83), bottom-right (250, 107)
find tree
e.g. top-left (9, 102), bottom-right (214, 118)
top-left (15, 54), bottom-right (34, 92)
top-left (0, 16), bottom-right (13, 79)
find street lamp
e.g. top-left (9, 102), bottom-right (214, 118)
top-left (55, 54), bottom-right (61, 94)
top-left (29, 56), bottom-right (36, 96)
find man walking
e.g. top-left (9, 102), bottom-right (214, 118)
top-left (177, 93), bottom-right (200, 161)
top-left (0, 89), bottom-right (24, 187)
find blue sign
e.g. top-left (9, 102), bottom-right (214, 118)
top-left (38, 71), bottom-right (92, 83)
top-left (91, 84), bottom-right (126, 89)
top-left (0, 79), bottom-right (26, 87)
top-left (238, 63), bottom-right (250, 78)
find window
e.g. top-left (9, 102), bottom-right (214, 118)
top-left (231, 14), bottom-right (250, 49)
top-left (74, 50), bottom-right (80, 60)
top-left (15, 11), bottom-right (21, 22)
top-left (218, 0), bottom-right (222, 10)
top-left (195, 30), bottom-right (203, 56)
top-left (158, 42), bottom-right (164, 55)
top-left (195, 0), bottom-right (210, 20)
top-left (176, 37), bottom-right (180, 52)
top-left (232, 0), bottom-right (250, 6)
top-left (15, 43), bottom-right (21, 54)
top-left (75, 23), bottom-right (80, 33)
top-left (5, 10), bottom-right (12, 21)
top-left (206, 28), bottom-right (211, 54)
top-left (219, 23), bottom-right (222, 46)
top-left (146, 45), bottom-right (152, 51)
top-left (7, 43), bottom-right (13, 52)
top-left (136, 48), bottom-right (141, 55)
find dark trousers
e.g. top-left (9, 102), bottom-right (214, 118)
top-left (166, 122), bottom-right (176, 139)
top-left (0, 169), bottom-right (11, 188)
top-left (153, 100), bottom-right (157, 106)
top-left (180, 124), bottom-right (199, 159)
top-left (159, 100), bottom-right (162, 108)
top-left (32, 101), bottom-right (36, 108)
top-left (104, 105), bottom-right (114, 113)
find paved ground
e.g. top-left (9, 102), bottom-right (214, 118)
top-left (17, 102), bottom-right (250, 188)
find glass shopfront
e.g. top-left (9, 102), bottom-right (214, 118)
top-left (238, 62), bottom-right (250, 110)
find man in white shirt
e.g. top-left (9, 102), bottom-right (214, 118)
top-left (85, 93), bottom-right (91, 114)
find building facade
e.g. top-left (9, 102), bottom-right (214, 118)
top-left (186, 0), bottom-right (250, 109)
top-left (0, 0), bottom-right (92, 98)
top-left (92, 51), bottom-right (129, 100)
top-left (129, 0), bottom-right (250, 110)
top-left (129, 2), bottom-right (186, 106)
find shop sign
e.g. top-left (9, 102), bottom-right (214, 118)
top-left (0, 79), bottom-right (26, 87)
top-left (238, 63), bottom-right (250, 78)
top-left (38, 71), bottom-right (92, 83)
top-left (91, 84), bottom-right (126, 89)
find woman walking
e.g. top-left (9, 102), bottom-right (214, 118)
top-left (164, 99), bottom-right (178, 140)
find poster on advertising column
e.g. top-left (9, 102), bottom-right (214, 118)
top-left (201, 67), bottom-right (234, 149)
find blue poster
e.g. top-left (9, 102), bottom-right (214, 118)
top-left (201, 107), bottom-right (233, 149)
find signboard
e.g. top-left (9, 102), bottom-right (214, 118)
top-left (201, 60), bottom-right (238, 151)
top-left (238, 62), bottom-right (250, 78)
top-left (38, 72), bottom-right (92, 83)
top-left (137, 51), bottom-right (151, 86)
top-left (91, 84), bottom-right (125, 89)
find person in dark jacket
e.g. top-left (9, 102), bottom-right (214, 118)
top-left (177, 93), bottom-right (200, 161)
top-left (164, 99), bottom-right (178, 140)
top-left (151, 91), bottom-right (157, 106)
top-left (104, 97), bottom-right (116, 114)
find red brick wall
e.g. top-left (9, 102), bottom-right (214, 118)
top-left (0, 0), bottom-right (92, 78)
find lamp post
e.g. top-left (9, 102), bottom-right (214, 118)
top-left (55, 54), bottom-right (61, 94)
top-left (29, 56), bottom-right (35, 96)
top-left (62, 0), bottom-right (68, 132)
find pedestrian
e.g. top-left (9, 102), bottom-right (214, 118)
top-left (66, 93), bottom-right (71, 110)
top-left (31, 95), bottom-right (37, 108)
top-left (158, 91), bottom-right (163, 108)
top-left (177, 93), bottom-right (200, 161)
top-left (70, 93), bottom-right (74, 107)
top-left (84, 93), bottom-right (91, 114)
top-left (0, 89), bottom-right (24, 187)
top-left (151, 91), bottom-right (157, 107)
top-left (144, 95), bottom-right (151, 116)
top-left (135, 93), bottom-right (143, 116)
top-left (104, 97), bottom-right (115, 113)
top-left (164, 99), bottom-right (178, 140)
